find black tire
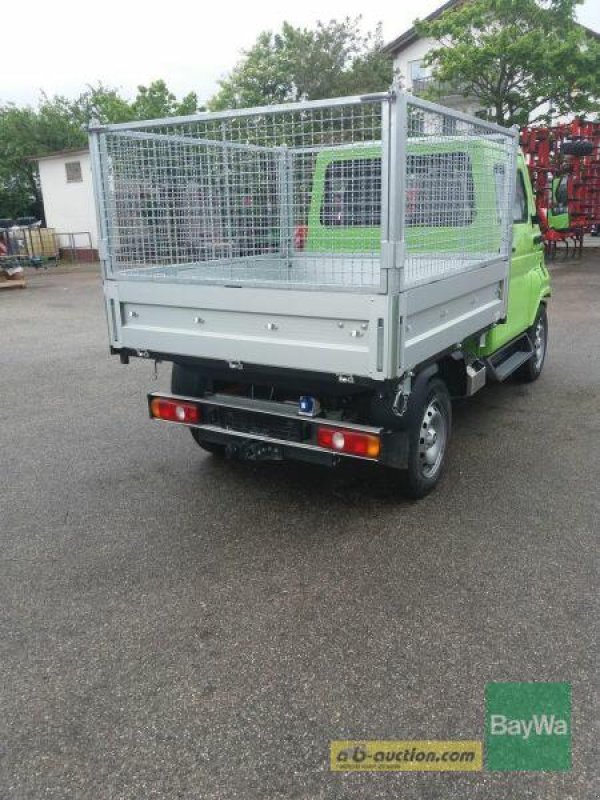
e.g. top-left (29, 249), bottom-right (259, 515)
top-left (561, 139), bottom-right (593, 156)
top-left (171, 364), bottom-right (225, 456)
top-left (403, 377), bottom-right (451, 499)
top-left (516, 306), bottom-right (548, 383)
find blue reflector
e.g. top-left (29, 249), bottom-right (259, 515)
top-left (298, 395), bottom-right (320, 417)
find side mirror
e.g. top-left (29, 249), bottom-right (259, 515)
top-left (531, 213), bottom-right (539, 226)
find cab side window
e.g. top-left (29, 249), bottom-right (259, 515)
top-left (513, 171), bottom-right (528, 224)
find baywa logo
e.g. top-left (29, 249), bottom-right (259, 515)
top-left (485, 682), bottom-right (571, 771)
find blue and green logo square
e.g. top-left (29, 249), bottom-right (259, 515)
top-left (485, 682), bottom-right (571, 771)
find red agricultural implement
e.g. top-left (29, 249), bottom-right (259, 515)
top-left (520, 120), bottom-right (600, 257)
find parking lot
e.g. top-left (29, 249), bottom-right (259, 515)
top-left (1, 253), bottom-right (598, 799)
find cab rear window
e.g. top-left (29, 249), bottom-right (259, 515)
top-left (320, 153), bottom-right (475, 228)
top-left (320, 158), bottom-right (381, 227)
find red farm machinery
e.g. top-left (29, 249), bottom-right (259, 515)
top-left (520, 119), bottom-right (600, 257)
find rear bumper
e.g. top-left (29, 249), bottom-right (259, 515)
top-left (147, 391), bottom-right (409, 468)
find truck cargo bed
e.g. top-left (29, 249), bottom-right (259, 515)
top-left (91, 91), bottom-right (518, 382)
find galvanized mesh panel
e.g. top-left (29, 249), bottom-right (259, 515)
top-left (93, 94), bottom-right (516, 294)
top-left (97, 100), bottom-right (384, 291)
top-left (401, 98), bottom-right (516, 288)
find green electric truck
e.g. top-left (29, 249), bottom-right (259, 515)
top-left (90, 90), bottom-right (551, 497)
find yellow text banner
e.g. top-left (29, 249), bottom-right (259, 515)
top-left (330, 740), bottom-right (483, 771)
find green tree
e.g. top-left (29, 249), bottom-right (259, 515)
top-left (415, 0), bottom-right (600, 126)
top-left (0, 101), bottom-right (84, 219)
top-left (0, 81), bottom-right (202, 219)
top-left (209, 18), bottom-right (392, 110)
top-left (130, 80), bottom-right (199, 120)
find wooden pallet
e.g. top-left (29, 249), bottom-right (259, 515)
top-left (0, 278), bottom-right (26, 290)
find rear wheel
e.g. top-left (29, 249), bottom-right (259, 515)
top-left (516, 306), bottom-right (548, 383)
top-left (403, 377), bottom-right (451, 499)
top-left (171, 364), bottom-right (225, 456)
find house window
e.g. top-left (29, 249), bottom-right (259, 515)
top-left (409, 59), bottom-right (431, 83)
top-left (65, 161), bottom-right (83, 183)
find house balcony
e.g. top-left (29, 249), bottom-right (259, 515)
top-left (410, 75), bottom-right (467, 98)
top-left (409, 75), bottom-right (482, 116)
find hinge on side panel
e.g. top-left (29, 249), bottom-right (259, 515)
top-left (103, 280), bottom-right (119, 301)
top-left (381, 241), bottom-right (405, 270)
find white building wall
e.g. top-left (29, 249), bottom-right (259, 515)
top-left (393, 39), bottom-right (483, 116)
top-left (393, 38), bottom-right (437, 90)
top-left (37, 150), bottom-right (99, 250)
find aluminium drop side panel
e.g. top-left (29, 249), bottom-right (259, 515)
top-left (110, 280), bottom-right (394, 380)
top-left (400, 259), bottom-right (508, 371)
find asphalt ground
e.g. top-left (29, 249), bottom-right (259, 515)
top-left (0, 252), bottom-right (598, 799)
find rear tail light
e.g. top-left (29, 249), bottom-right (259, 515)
top-left (150, 397), bottom-right (200, 424)
top-left (317, 426), bottom-right (380, 458)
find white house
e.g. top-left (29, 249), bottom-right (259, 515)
top-left (383, 0), bottom-right (600, 121)
top-left (36, 148), bottom-right (99, 260)
top-left (383, 0), bottom-right (482, 116)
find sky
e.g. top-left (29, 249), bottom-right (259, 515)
top-left (3, 0), bottom-right (600, 107)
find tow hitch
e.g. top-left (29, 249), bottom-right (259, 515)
top-left (226, 440), bottom-right (284, 461)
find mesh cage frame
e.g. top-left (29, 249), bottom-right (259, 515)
top-left (90, 92), bottom-right (518, 295)
top-left (400, 95), bottom-right (518, 289)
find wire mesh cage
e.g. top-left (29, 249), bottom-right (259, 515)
top-left (95, 98), bottom-right (385, 291)
top-left (401, 97), bottom-right (517, 288)
top-left (91, 92), bottom-right (517, 293)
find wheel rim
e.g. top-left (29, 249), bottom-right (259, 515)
top-left (533, 317), bottom-right (546, 370)
top-left (418, 400), bottom-right (447, 478)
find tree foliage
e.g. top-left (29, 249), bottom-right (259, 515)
top-left (415, 0), bottom-right (600, 126)
top-left (209, 18), bottom-right (392, 110)
top-left (0, 81), bottom-right (202, 219)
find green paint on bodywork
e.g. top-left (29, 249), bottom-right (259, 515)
top-left (474, 154), bottom-right (551, 356)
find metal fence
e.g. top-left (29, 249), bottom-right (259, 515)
top-left (90, 91), bottom-right (517, 293)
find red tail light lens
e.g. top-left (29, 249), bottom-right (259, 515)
top-left (317, 426), bottom-right (380, 458)
top-left (150, 397), bottom-right (200, 424)
top-left (294, 224), bottom-right (308, 250)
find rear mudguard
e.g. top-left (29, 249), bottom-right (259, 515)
top-left (369, 364), bottom-right (439, 431)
